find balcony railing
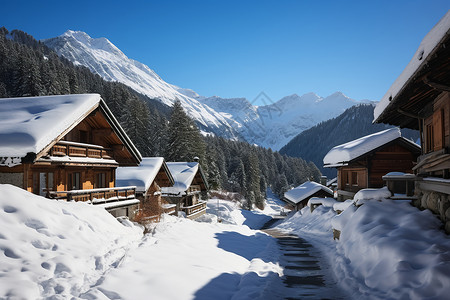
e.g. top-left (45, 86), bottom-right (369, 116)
top-left (162, 204), bottom-right (177, 215)
top-left (50, 141), bottom-right (114, 160)
top-left (48, 186), bottom-right (136, 203)
top-left (181, 200), bottom-right (207, 216)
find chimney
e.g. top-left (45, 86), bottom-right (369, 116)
top-left (320, 175), bottom-right (327, 186)
top-left (193, 156), bottom-right (199, 163)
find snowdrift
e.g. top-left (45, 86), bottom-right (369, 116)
top-left (277, 189), bottom-right (450, 299)
top-left (0, 184), bottom-right (143, 299)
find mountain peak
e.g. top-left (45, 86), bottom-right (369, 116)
top-left (59, 30), bottom-right (123, 57)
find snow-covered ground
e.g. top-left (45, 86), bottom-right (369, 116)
top-left (0, 185), bottom-right (285, 299)
top-left (277, 190), bottom-right (450, 300)
top-left (2, 183), bottom-right (449, 299)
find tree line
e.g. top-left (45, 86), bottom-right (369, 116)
top-left (0, 27), bottom-right (321, 209)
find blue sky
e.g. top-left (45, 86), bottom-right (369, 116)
top-left (2, 0), bottom-right (449, 105)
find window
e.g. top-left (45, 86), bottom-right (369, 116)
top-left (79, 130), bottom-right (88, 143)
top-left (96, 173), bottom-right (106, 188)
top-left (68, 172), bottom-right (81, 190)
top-left (351, 172), bottom-right (358, 186)
top-left (33, 172), bottom-right (54, 196)
top-left (345, 171), bottom-right (350, 185)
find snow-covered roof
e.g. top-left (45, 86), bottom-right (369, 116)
top-left (0, 94), bottom-right (100, 160)
top-left (161, 162), bottom-right (200, 195)
top-left (284, 181), bottom-right (333, 205)
top-left (0, 94), bottom-right (142, 167)
top-left (374, 11), bottom-right (450, 122)
top-left (323, 128), bottom-right (419, 167)
top-left (116, 157), bottom-right (166, 193)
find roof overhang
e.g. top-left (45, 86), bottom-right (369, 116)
top-left (374, 12), bottom-right (450, 129)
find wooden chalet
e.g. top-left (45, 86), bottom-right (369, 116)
top-left (373, 12), bottom-right (450, 232)
top-left (0, 94), bottom-right (142, 218)
top-left (283, 181), bottom-right (333, 211)
top-left (323, 128), bottom-right (421, 201)
top-left (162, 161), bottom-right (208, 219)
top-left (116, 157), bottom-right (175, 223)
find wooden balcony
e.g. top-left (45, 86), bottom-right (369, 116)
top-left (162, 204), bottom-right (177, 216)
top-left (50, 141), bottom-right (114, 160)
top-left (48, 186), bottom-right (136, 203)
top-left (181, 201), bottom-right (207, 219)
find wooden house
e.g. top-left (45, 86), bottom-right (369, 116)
top-left (162, 161), bottom-right (208, 219)
top-left (283, 181), bottom-right (333, 211)
top-left (373, 12), bottom-right (450, 232)
top-left (323, 128), bottom-right (421, 201)
top-left (0, 94), bottom-right (142, 218)
top-left (116, 157), bottom-right (175, 222)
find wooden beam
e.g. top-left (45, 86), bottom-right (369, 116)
top-left (423, 77), bottom-right (450, 92)
top-left (92, 128), bottom-right (113, 136)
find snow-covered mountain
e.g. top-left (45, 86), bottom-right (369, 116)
top-left (43, 30), bottom-right (368, 150)
top-left (200, 92), bottom-right (363, 149)
top-left (42, 30), bottom-right (237, 138)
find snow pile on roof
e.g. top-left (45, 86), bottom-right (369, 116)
top-left (353, 186), bottom-right (392, 205)
top-left (284, 181), bottom-right (333, 204)
top-left (162, 162), bottom-right (199, 195)
top-left (307, 197), bottom-right (336, 208)
top-left (0, 94), bottom-right (101, 163)
top-left (374, 11), bottom-right (450, 121)
top-left (333, 199), bottom-right (355, 212)
top-left (116, 157), bottom-right (165, 192)
top-left (323, 128), bottom-right (401, 167)
top-left (0, 184), bottom-right (142, 299)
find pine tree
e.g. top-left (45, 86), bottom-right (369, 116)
top-left (165, 101), bottom-right (205, 162)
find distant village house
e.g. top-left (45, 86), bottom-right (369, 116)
top-left (162, 161), bottom-right (208, 219)
top-left (283, 181), bottom-right (333, 211)
top-left (323, 128), bottom-right (421, 201)
top-left (116, 157), bottom-right (174, 222)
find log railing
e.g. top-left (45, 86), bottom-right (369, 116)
top-left (50, 141), bottom-right (114, 160)
top-left (48, 186), bottom-right (136, 203)
top-left (181, 201), bottom-right (207, 216)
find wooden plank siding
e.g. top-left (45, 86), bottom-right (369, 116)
top-left (337, 141), bottom-right (419, 195)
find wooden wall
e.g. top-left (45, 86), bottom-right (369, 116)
top-left (369, 144), bottom-right (417, 188)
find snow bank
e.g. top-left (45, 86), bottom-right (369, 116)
top-left (308, 197), bottom-right (336, 208)
top-left (278, 185), bottom-right (450, 299)
top-left (0, 184), bottom-right (143, 299)
top-left (353, 186), bottom-right (392, 205)
top-left (333, 199), bottom-right (355, 212)
top-left (335, 200), bottom-right (450, 299)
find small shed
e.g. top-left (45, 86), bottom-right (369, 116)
top-left (323, 128), bottom-right (421, 200)
top-left (283, 181), bottom-right (334, 211)
top-left (162, 162), bottom-right (208, 219)
top-left (116, 157), bottom-right (175, 222)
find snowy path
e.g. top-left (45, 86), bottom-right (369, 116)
top-left (261, 226), bottom-right (346, 300)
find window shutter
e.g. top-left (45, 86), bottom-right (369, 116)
top-left (433, 109), bottom-right (444, 151)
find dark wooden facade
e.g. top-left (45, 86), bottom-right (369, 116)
top-left (335, 139), bottom-right (420, 200)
